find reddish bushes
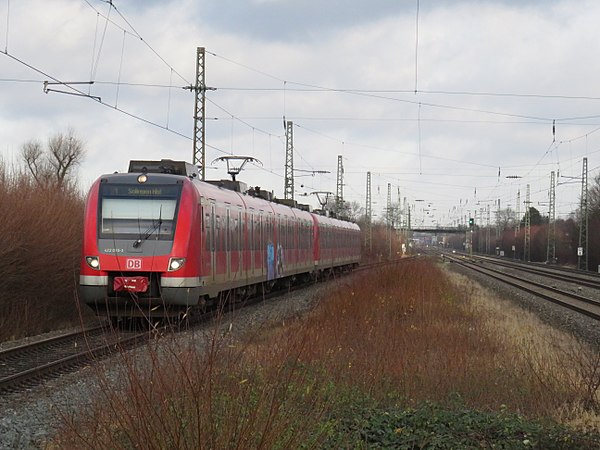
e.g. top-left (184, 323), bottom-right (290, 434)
top-left (0, 165), bottom-right (86, 340)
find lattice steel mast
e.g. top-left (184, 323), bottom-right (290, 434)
top-left (547, 171), bottom-right (556, 263)
top-left (578, 157), bottom-right (588, 270)
top-left (366, 171), bottom-right (372, 251)
top-left (336, 155), bottom-right (344, 215)
top-left (284, 121), bottom-right (294, 200)
top-left (524, 184), bottom-right (531, 262)
top-left (192, 47), bottom-right (206, 179)
top-left (515, 190), bottom-right (521, 236)
top-left (387, 183), bottom-right (392, 259)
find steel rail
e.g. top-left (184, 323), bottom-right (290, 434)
top-left (448, 256), bottom-right (600, 321)
top-left (0, 330), bottom-right (148, 393)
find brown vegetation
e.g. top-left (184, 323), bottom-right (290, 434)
top-left (0, 161), bottom-right (86, 341)
top-left (53, 259), bottom-right (599, 448)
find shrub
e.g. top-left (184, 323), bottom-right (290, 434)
top-left (0, 164), bottom-right (86, 340)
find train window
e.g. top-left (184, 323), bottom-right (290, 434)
top-left (238, 211), bottom-right (242, 252)
top-left (216, 215), bottom-right (222, 252)
top-left (259, 215), bottom-right (263, 250)
top-left (205, 213), bottom-right (211, 251)
top-left (233, 217), bottom-right (239, 251)
top-left (227, 211), bottom-right (232, 252)
top-left (98, 183), bottom-right (181, 240)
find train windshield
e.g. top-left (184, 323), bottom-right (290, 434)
top-left (98, 184), bottom-right (182, 240)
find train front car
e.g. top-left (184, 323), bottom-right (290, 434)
top-left (79, 160), bottom-right (202, 320)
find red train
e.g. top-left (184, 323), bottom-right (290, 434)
top-left (79, 159), bottom-right (361, 320)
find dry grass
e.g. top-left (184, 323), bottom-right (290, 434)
top-left (0, 163), bottom-right (86, 341)
top-left (444, 267), bottom-right (600, 431)
top-left (52, 258), bottom-right (600, 448)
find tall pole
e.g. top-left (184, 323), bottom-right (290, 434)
top-left (192, 47), bottom-right (206, 179)
top-left (524, 184), bottom-right (531, 262)
top-left (387, 183), bottom-right (392, 259)
top-left (486, 204), bottom-right (490, 254)
top-left (547, 171), bottom-right (556, 263)
top-left (336, 155), bottom-right (344, 216)
top-left (515, 190), bottom-right (521, 236)
top-left (495, 198), bottom-right (500, 248)
top-left (284, 121), bottom-right (294, 200)
top-left (478, 209), bottom-right (483, 253)
top-left (366, 172), bottom-right (372, 252)
top-left (578, 157), bottom-right (588, 270)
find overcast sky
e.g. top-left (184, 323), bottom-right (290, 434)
top-left (1, 0), bottom-right (599, 228)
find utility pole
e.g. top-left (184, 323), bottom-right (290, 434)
top-left (524, 184), bottom-right (531, 262)
top-left (397, 187), bottom-right (402, 241)
top-left (515, 190), bottom-right (521, 236)
top-left (336, 155), bottom-right (344, 216)
top-left (284, 121), bottom-right (294, 200)
top-left (486, 204), bottom-right (490, 254)
top-left (578, 157), bottom-right (588, 270)
top-left (403, 196), bottom-right (408, 247)
top-left (407, 204), bottom-right (411, 246)
top-left (547, 171), bottom-right (556, 263)
top-left (366, 172), bottom-right (372, 252)
top-left (495, 198), bottom-right (500, 246)
top-left (192, 47), bottom-right (207, 179)
top-left (387, 183), bottom-right (392, 259)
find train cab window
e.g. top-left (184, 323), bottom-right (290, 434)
top-left (98, 183), bottom-right (181, 240)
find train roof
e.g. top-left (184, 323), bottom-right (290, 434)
top-left (97, 159), bottom-right (359, 229)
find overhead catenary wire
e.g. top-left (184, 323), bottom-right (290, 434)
top-left (90, 2), bottom-right (112, 82)
top-left (2, 50), bottom-right (196, 142)
top-left (4, 0), bottom-right (9, 53)
top-left (414, 0), bottom-right (419, 94)
top-left (82, 0), bottom-right (191, 86)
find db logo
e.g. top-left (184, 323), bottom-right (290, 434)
top-left (126, 259), bottom-right (142, 270)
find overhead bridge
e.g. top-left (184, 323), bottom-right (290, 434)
top-left (410, 227), bottom-right (466, 234)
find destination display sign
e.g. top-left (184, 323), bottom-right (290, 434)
top-left (102, 184), bottom-right (180, 198)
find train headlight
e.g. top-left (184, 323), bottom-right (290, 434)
top-left (85, 256), bottom-right (100, 270)
top-left (168, 257), bottom-right (185, 272)
top-left (137, 174), bottom-right (148, 183)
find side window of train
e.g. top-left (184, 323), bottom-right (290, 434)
top-left (216, 215), bottom-right (221, 252)
top-left (258, 214), bottom-right (262, 250)
top-left (233, 216), bottom-right (238, 252)
top-left (205, 212), bottom-right (211, 251)
top-left (209, 204), bottom-right (215, 252)
top-left (238, 210), bottom-right (242, 252)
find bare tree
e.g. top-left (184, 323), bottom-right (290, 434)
top-left (588, 172), bottom-right (600, 219)
top-left (497, 207), bottom-right (515, 231)
top-left (346, 201), bottom-right (364, 221)
top-left (20, 129), bottom-right (85, 188)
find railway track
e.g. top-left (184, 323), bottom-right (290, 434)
top-left (0, 325), bottom-right (149, 394)
top-left (461, 253), bottom-right (600, 289)
top-left (446, 254), bottom-right (600, 321)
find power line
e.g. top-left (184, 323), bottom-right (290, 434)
top-left (82, 0), bottom-right (191, 85)
top-left (213, 86), bottom-right (600, 102)
top-left (2, 50), bottom-right (193, 141)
